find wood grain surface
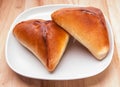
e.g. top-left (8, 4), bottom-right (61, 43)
top-left (0, 0), bottom-right (120, 87)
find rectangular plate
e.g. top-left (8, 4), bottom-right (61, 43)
top-left (5, 4), bottom-right (114, 80)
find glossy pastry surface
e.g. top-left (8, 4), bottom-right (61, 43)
top-left (13, 19), bottom-right (69, 72)
top-left (52, 7), bottom-right (109, 60)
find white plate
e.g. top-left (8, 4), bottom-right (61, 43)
top-left (5, 4), bottom-right (114, 80)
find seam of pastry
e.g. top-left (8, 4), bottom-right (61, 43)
top-left (40, 22), bottom-right (49, 69)
top-left (45, 21), bottom-right (53, 72)
top-left (80, 8), bottom-right (106, 28)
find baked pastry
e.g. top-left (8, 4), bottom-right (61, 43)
top-left (13, 19), bottom-right (69, 72)
top-left (51, 7), bottom-right (109, 60)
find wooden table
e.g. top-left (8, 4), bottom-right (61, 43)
top-left (0, 0), bottom-right (120, 87)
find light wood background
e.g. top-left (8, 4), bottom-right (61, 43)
top-left (0, 0), bottom-right (120, 87)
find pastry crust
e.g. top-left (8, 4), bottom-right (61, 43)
top-left (52, 7), bottom-right (109, 60)
top-left (13, 19), bottom-right (69, 72)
